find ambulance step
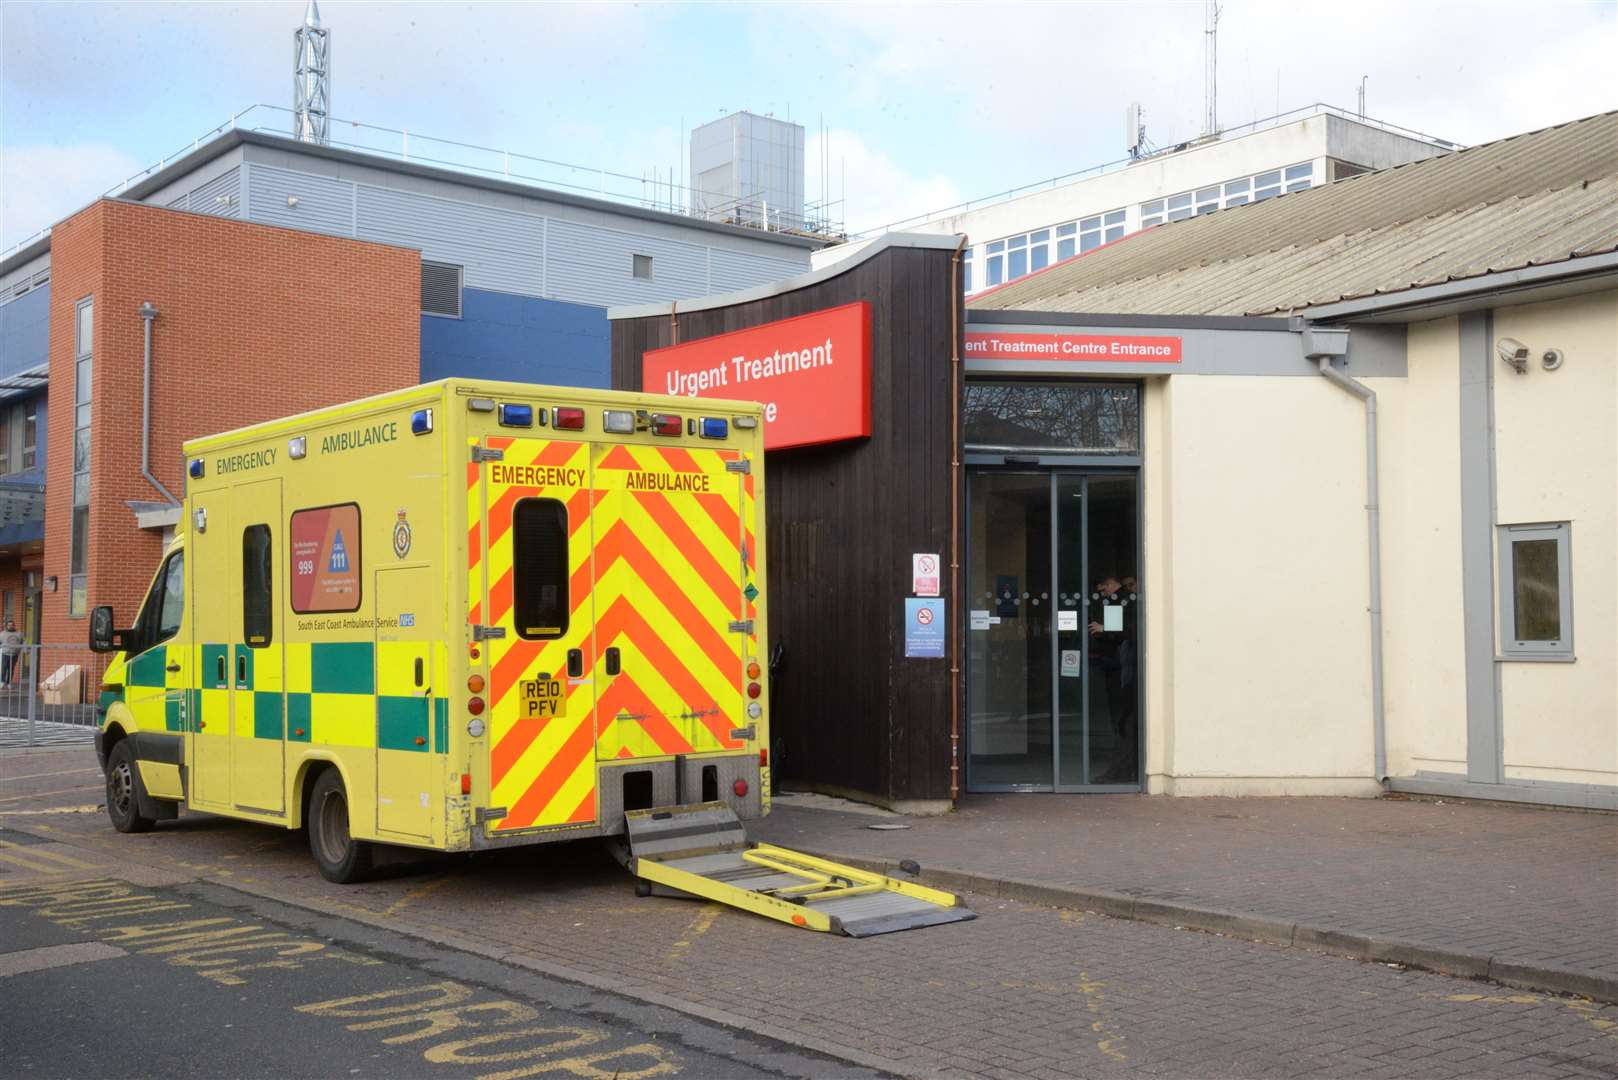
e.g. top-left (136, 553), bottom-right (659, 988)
top-left (623, 802), bottom-right (975, 937)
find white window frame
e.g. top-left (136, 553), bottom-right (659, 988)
top-left (1497, 521), bottom-right (1574, 660)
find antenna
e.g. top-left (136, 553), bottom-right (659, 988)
top-left (1358, 75), bottom-right (1368, 118)
top-left (1202, 0), bottom-right (1221, 137)
top-left (293, 0), bottom-right (330, 144)
top-left (1126, 102), bottom-right (1145, 160)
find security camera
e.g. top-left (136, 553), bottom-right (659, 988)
top-left (1542, 348), bottom-right (1564, 372)
top-left (1497, 337), bottom-right (1530, 374)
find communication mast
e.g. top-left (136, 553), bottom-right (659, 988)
top-left (293, 0), bottom-right (330, 144)
top-left (1203, 0), bottom-right (1221, 138)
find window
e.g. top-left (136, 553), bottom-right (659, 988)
top-left (1253, 170), bottom-right (1283, 200)
top-left (964, 382), bottom-right (1141, 455)
top-left (962, 249), bottom-right (972, 293)
top-left (70, 297), bottom-right (92, 617)
top-left (632, 253), bottom-right (654, 280)
top-left (0, 408), bottom-right (9, 473)
top-left (131, 551), bottom-right (185, 656)
top-left (2, 590), bottom-right (12, 622)
top-left (1008, 247), bottom-right (1028, 281)
top-left (512, 498), bottom-right (569, 639)
top-left (242, 525), bottom-right (273, 647)
top-left (986, 239), bottom-right (1004, 287)
top-left (290, 504), bottom-right (362, 614)
top-left (1498, 522), bottom-right (1574, 658)
top-left (421, 261), bottom-right (463, 318)
top-left (22, 403), bottom-right (35, 470)
top-left (1140, 162), bottom-right (1312, 224)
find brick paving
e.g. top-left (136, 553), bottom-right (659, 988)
top-left (754, 792), bottom-right (1618, 990)
top-left (6, 781), bottom-right (1618, 1079)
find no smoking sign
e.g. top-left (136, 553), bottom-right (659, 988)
top-left (912, 552), bottom-right (940, 597)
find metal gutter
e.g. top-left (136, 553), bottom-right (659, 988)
top-left (1300, 252), bottom-right (1618, 323)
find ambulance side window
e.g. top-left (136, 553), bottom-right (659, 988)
top-left (512, 498), bottom-right (568, 640)
top-left (131, 551), bottom-right (185, 656)
top-left (242, 525), bottom-right (273, 647)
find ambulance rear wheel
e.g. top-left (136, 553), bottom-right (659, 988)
top-left (105, 741), bottom-right (155, 834)
top-left (309, 770), bottom-right (373, 884)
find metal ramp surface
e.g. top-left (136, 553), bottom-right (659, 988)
top-left (623, 802), bottom-right (975, 937)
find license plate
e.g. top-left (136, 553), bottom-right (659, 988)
top-left (520, 677), bottom-right (566, 720)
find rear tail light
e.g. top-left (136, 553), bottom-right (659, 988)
top-left (651, 413), bottom-right (682, 436)
top-left (467, 674), bottom-right (485, 693)
top-left (747, 682), bottom-right (762, 699)
top-left (468, 696), bottom-right (485, 716)
top-left (461, 773), bottom-right (472, 795)
top-left (746, 660), bottom-right (761, 679)
top-left (759, 748), bottom-right (769, 767)
top-left (554, 407), bottom-right (585, 431)
top-left (733, 779), bottom-right (749, 797)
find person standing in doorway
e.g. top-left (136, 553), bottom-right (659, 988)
top-left (0, 620), bottom-right (23, 689)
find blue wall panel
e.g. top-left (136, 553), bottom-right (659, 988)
top-left (420, 287), bottom-right (610, 388)
top-left (0, 285), bottom-right (50, 379)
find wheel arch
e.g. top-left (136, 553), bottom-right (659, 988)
top-left (290, 753), bottom-right (350, 830)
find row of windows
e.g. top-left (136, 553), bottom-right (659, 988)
top-left (1141, 162), bottom-right (1313, 227)
top-left (968, 209), bottom-right (1128, 292)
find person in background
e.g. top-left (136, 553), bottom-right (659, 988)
top-left (0, 620), bottom-right (23, 689)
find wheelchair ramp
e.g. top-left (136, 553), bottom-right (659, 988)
top-left (624, 802), bottom-right (975, 937)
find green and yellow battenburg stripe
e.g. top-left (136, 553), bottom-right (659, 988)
top-left (122, 641), bottom-right (450, 752)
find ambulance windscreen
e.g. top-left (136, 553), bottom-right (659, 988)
top-left (512, 498), bottom-right (569, 640)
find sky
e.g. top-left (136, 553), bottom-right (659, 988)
top-left (3, 1), bottom-right (1616, 250)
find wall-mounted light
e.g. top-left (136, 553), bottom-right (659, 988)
top-left (286, 195), bottom-right (300, 208)
top-left (45, 576), bottom-right (57, 593)
top-left (1497, 337), bottom-right (1530, 375)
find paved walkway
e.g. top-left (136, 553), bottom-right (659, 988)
top-left (755, 791), bottom-right (1618, 1000)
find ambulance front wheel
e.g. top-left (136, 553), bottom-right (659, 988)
top-left (105, 741), bottom-right (155, 834)
top-left (308, 769), bottom-right (373, 884)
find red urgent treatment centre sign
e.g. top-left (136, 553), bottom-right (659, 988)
top-left (965, 331), bottom-right (1183, 363)
top-left (643, 302), bottom-right (872, 450)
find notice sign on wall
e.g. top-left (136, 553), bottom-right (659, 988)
top-left (643, 302), bottom-right (872, 450)
top-left (291, 503), bottom-right (362, 613)
top-left (905, 598), bottom-right (946, 658)
top-left (964, 331), bottom-right (1182, 363)
top-left (912, 553), bottom-right (940, 597)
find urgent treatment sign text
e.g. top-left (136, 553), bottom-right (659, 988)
top-left (642, 302), bottom-right (873, 450)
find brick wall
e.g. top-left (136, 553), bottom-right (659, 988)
top-left (42, 200), bottom-right (421, 644)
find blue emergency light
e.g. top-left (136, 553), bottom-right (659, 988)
top-left (410, 408), bottom-right (434, 435)
top-left (498, 403), bottom-right (534, 428)
top-left (188, 459), bottom-right (205, 479)
top-left (699, 417), bottom-right (729, 439)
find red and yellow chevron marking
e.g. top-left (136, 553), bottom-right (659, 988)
top-left (591, 444), bottom-right (746, 760)
top-left (479, 437), bottom-right (599, 833)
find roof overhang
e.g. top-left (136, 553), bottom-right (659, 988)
top-left (1300, 251), bottom-right (1618, 324)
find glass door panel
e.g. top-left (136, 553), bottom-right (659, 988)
top-left (1082, 476), bottom-right (1140, 786)
top-left (1055, 475), bottom-right (1087, 786)
top-left (966, 473), bottom-right (1053, 789)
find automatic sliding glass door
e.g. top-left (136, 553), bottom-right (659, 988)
top-left (967, 470), bottom-right (1140, 793)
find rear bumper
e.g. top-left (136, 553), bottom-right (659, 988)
top-left (467, 753), bottom-right (761, 851)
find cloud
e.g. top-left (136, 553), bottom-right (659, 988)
top-left (807, 128), bottom-right (963, 236)
top-left (1, 144), bottom-right (147, 249)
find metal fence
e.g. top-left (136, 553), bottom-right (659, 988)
top-left (0, 646), bottom-right (115, 749)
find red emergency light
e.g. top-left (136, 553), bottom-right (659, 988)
top-left (554, 407), bottom-right (586, 431)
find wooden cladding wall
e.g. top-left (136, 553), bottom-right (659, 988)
top-left (611, 245), bottom-right (960, 804)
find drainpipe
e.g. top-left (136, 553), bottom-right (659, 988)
top-left (1304, 326), bottom-right (1386, 781)
top-left (138, 303), bottom-right (180, 507)
top-left (949, 234), bottom-right (967, 803)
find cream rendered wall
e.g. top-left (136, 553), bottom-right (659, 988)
top-left (1376, 317), bottom-right (1470, 778)
top-left (1144, 373), bottom-right (1379, 795)
top-left (1492, 291), bottom-right (1618, 787)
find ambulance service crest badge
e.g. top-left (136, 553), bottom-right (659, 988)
top-left (393, 509), bottom-right (413, 559)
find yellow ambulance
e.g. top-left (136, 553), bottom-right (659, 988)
top-left (91, 379), bottom-right (771, 883)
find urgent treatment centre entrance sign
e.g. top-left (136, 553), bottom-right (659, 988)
top-left (643, 301), bottom-right (872, 450)
top-left (964, 330), bottom-right (1183, 363)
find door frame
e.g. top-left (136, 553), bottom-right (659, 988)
top-left (963, 457), bottom-right (1144, 794)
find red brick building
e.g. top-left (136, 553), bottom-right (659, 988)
top-left (39, 200), bottom-right (420, 645)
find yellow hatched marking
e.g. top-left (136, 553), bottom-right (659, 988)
top-left (0, 841), bottom-right (98, 871)
top-left (0, 849), bottom-right (65, 874)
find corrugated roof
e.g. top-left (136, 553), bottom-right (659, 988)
top-left (971, 111), bottom-right (1618, 316)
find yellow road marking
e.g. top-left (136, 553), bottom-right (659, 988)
top-left (1059, 909), bottom-right (1085, 927)
top-left (0, 849), bottom-right (65, 875)
top-left (0, 842), bottom-right (98, 870)
top-left (663, 904), bottom-right (721, 965)
top-left (0, 805), bottom-right (102, 815)
top-left (383, 876), bottom-right (453, 917)
top-left (1078, 971), bottom-right (1128, 1064)
top-left (0, 784), bottom-right (102, 804)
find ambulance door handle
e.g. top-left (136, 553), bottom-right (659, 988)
top-left (166, 662), bottom-right (181, 673)
top-left (604, 647), bottom-right (621, 677)
top-left (567, 649), bottom-right (584, 678)
top-left (216, 655), bottom-right (227, 685)
top-left (414, 657), bottom-right (424, 688)
top-left (236, 654), bottom-right (246, 687)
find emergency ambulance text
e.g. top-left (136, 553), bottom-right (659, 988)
top-left (216, 448), bottom-right (276, 474)
top-left (322, 422), bottom-right (398, 455)
top-left (492, 464), bottom-right (587, 489)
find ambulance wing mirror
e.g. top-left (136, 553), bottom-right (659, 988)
top-left (88, 606), bottom-right (131, 654)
